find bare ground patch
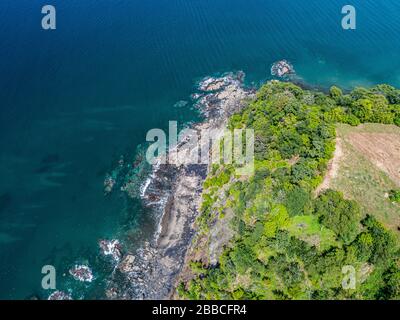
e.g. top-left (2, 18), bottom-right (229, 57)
top-left (321, 124), bottom-right (400, 235)
top-left (345, 131), bottom-right (400, 186)
top-left (315, 137), bottom-right (344, 196)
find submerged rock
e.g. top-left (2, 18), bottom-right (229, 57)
top-left (48, 290), bottom-right (72, 300)
top-left (190, 93), bottom-right (203, 100)
top-left (69, 264), bottom-right (94, 283)
top-left (173, 100), bottom-right (188, 108)
top-left (199, 77), bottom-right (227, 91)
top-left (99, 239), bottom-right (122, 262)
top-left (104, 175), bottom-right (116, 194)
top-left (105, 286), bottom-right (119, 299)
top-left (271, 60), bottom-right (295, 78)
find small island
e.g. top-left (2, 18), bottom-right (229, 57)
top-left (271, 60), bottom-right (295, 78)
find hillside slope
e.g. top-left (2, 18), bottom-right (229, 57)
top-left (327, 123), bottom-right (400, 236)
top-left (177, 81), bottom-right (400, 300)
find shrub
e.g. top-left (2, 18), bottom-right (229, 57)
top-left (285, 186), bottom-right (312, 216)
top-left (314, 190), bottom-right (361, 244)
top-left (389, 189), bottom-right (400, 203)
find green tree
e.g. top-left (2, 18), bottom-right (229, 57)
top-left (381, 263), bottom-right (400, 299)
top-left (350, 232), bottom-right (374, 261)
top-left (314, 190), bottom-right (361, 243)
top-left (329, 86), bottom-right (343, 101)
top-left (362, 215), bottom-right (397, 266)
top-left (285, 186), bottom-right (312, 216)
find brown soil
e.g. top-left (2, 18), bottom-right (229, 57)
top-left (345, 132), bottom-right (400, 186)
top-left (315, 137), bottom-right (344, 195)
top-left (317, 125), bottom-right (400, 194)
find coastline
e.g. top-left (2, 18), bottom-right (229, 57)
top-left (109, 72), bottom-right (254, 299)
top-left (47, 68), bottom-right (338, 300)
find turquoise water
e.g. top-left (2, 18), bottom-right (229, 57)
top-left (1, 0), bottom-right (400, 299)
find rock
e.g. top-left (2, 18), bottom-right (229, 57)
top-left (48, 291), bottom-right (72, 300)
top-left (105, 287), bottom-right (119, 299)
top-left (69, 264), bottom-right (94, 282)
top-left (191, 93), bottom-right (203, 100)
top-left (199, 77), bottom-right (227, 91)
top-left (99, 239), bottom-right (123, 262)
top-left (384, 192), bottom-right (389, 198)
top-left (147, 193), bottom-right (161, 202)
top-left (104, 175), bottom-right (116, 194)
top-left (119, 254), bottom-right (136, 273)
top-left (173, 100), bottom-right (188, 108)
top-left (271, 60), bottom-right (295, 78)
top-left (110, 71), bottom-right (254, 299)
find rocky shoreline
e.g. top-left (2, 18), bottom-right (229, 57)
top-left (44, 65), bottom-right (307, 300)
top-left (42, 61), bottom-right (352, 300)
top-left (106, 72), bottom-right (255, 299)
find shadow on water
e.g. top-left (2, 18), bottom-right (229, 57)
top-left (0, 192), bottom-right (12, 214)
top-left (41, 154), bottom-right (60, 165)
top-left (35, 164), bottom-right (53, 174)
top-left (34, 153), bottom-right (61, 174)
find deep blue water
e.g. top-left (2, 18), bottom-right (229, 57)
top-left (1, 0), bottom-right (400, 299)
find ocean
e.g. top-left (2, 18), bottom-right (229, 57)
top-left (1, 0), bottom-right (400, 299)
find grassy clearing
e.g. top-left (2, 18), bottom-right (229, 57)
top-left (331, 124), bottom-right (400, 236)
top-left (285, 215), bottom-right (339, 251)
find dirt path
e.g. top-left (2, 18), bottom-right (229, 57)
top-left (315, 137), bottom-right (344, 195)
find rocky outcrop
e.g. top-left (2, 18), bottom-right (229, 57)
top-left (69, 264), bottom-right (94, 283)
top-left (118, 254), bottom-right (137, 273)
top-left (48, 291), bottom-right (73, 300)
top-left (271, 60), bottom-right (295, 78)
top-left (106, 72), bottom-right (254, 299)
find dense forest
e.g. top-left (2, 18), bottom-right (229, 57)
top-left (178, 81), bottom-right (400, 300)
